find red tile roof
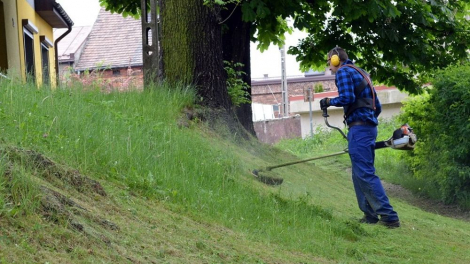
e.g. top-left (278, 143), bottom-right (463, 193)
top-left (54, 26), bottom-right (92, 62)
top-left (75, 8), bottom-right (142, 71)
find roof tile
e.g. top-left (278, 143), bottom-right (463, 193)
top-left (75, 8), bottom-right (142, 71)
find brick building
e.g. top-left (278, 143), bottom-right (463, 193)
top-left (251, 73), bottom-right (336, 120)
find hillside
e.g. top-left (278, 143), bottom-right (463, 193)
top-left (0, 80), bottom-right (469, 263)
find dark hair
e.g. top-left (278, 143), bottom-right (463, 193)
top-left (328, 46), bottom-right (348, 62)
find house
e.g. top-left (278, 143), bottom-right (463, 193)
top-left (0, 0), bottom-right (73, 86)
top-left (72, 8), bottom-right (143, 90)
top-left (53, 26), bottom-right (92, 78)
top-left (251, 73), bottom-right (336, 121)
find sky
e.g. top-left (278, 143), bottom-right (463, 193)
top-left (56, 0), bottom-right (101, 27)
top-left (56, 0), bottom-right (307, 78)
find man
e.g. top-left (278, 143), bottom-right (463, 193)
top-left (320, 46), bottom-right (400, 228)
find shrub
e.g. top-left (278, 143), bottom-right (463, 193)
top-left (224, 61), bottom-right (251, 107)
top-left (314, 83), bottom-right (324, 93)
top-left (399, 64), bottom-right (470, 208)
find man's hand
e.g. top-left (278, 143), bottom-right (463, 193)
top-left (320, 98), bottom-right (330, 110)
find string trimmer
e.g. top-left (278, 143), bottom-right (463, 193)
top-left (252, 108), bottom-right (417, 185)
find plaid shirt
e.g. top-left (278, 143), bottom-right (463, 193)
top-left (329, 60), bottom-right (382, 125)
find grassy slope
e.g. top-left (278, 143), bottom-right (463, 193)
top-left (0, 80), bottom-right (469, 263)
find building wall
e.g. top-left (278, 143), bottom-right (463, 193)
top-left (251, 75), bottom-right (336, 141)
top-left (17, 0), bottom-right (57, 86)
top-left (100, 67), bottom-right (144, 91)
top-left (251, 76), bottom-right (336, 117)
top-left (71, 66), bottom-right (144, 92)
top-left (1, 0), bottom-right (21, 76)
top-left (254, 116), bottom-right (302, 145)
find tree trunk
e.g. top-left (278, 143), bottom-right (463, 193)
top-left (160, 0), bottom-right (230, 109)
top-left (221, 4), bottom-right (256, 135)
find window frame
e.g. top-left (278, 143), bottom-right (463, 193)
top-left (23, 27), bottom-right (35, 82)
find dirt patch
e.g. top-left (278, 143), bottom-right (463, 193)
top-left (6, 147), bottom-right (106, 196)
top-left (382, 181), bottom-right (470, 222)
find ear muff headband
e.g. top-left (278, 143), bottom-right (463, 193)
top-left (330, 47), bottom-right (340, 67)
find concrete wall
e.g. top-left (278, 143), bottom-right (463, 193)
top-left (254, 116), bottom-right (302, 145)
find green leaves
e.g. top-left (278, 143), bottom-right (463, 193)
top-left (224, 61), bottom-right (251, 107)
top-left (241, 0), bottom-right (271, 22)
top-left (100, 0), bottom-right (470, 95)
top-left (399, 64), bottom-right (470, 208)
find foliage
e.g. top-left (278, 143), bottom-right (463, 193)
top-left (398, 64), bottom-right (470, 208)
top-left (99, 0), bottom-right (141, 18)
top-left (224, 61), bottom-right (251, 107)
top-left (314, 83), bottom-right (324, 93)
top-left (100, 0), bottom-right (470, 95)
top-left (286, 0), bottom-right (469, 94)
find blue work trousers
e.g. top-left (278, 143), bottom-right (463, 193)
top-left (348, 125), bottom-right (399, 222)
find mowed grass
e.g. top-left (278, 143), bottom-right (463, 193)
top-left (0, 78), bottom-right (469, 263)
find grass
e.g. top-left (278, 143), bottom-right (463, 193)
top-left (0, 78), bottom-right (469, 263)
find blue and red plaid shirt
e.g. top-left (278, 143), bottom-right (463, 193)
top-left (329, 59), bottom-right (382, 125)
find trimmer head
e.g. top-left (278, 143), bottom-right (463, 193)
top-left (251, 169), bottom-right (284, 186)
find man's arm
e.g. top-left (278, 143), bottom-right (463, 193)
top-left (329, 69), bottom-right (355, 107)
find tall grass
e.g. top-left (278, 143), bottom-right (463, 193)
top-left (2, 79), bottom-right (470, 263)
top-left (0, 79), bottom-right (368, 259)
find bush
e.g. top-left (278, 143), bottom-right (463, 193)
top-left (224, 61), bottom-right (251, 107)
top-left (399, 64), bottom-right (470, 208)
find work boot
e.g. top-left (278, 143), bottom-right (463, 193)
top-left (359, 216), bottom-right (379, 224)
top-left (379, 219), bottom-right (400, 228)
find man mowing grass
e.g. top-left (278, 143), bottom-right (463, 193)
top-left (320, 46), bottom-right (400, 228)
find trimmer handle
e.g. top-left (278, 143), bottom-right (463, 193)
top-left (323, 108), bottom-right (347, 140)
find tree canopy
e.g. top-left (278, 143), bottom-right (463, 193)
top-left (101, 0), bottom-right (470, 94)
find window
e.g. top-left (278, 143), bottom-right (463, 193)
top-left (22, 20), bottom-right (38, 82)
top-left (40, 36), bottom-right (53, 86)
top-left (23, 28), bottom-right (35, 82)
top-left (113, 69), bottom-right (121, 76)
top-left (41, 43), bottom-right (49, 85)
top-left (0, 2), bottom-right (8, 71)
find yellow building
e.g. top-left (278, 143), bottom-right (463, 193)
top-left (0, 0), bottom-right (73, 86)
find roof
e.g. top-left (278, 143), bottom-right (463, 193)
top-left (35, 0), bottom-right (74, 28)
top-left (75, 8), bottom-right (142, 71)
top-left (54, 26), bottom-right (92, 62)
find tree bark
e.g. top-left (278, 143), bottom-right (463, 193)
top-left (221, 4), bottom-right (256, 135)
top-left (160, 0), bottom-right (230, 109)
